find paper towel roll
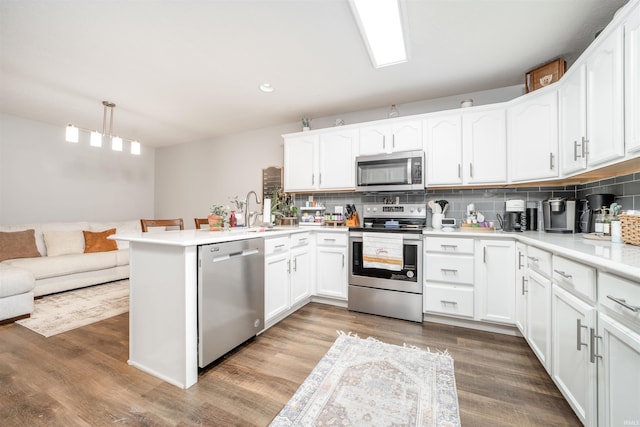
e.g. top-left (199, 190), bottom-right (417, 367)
top-left (263, 198), bottom-right (271, 225)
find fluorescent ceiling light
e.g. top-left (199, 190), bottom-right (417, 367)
top-left (349, 0), bottom-right (408, 68)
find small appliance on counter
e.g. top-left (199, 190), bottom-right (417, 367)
top-left (543, 198), bottom-right (577, 233)
top-left (581, 193), bottom-right (616, 233)
top-left (501, 199), bottom-right (526, 232)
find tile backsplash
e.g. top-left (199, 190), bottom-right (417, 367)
top-left (293, 172), bottom-right (640, 230)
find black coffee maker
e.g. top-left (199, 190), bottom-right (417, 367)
top-left (581, 193), bottom-right (616, 233)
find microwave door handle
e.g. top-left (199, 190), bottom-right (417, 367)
top-left (407, 158), bottom-right (412, 184)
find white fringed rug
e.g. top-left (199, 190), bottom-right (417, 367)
top-left (270, 332), bottom-right (460, 427)
top-left (17, 280), bottom-right (129, 337)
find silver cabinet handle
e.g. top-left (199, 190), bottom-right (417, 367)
top-left (458, 164), bottom-right (461, 178)
top-left (382, 135), bottom-right (386, 150)
top-left (275, 244), bottom-right (286, 250)
top-left (440, 244), bottom-right (458, 250)
top-left (521, 276), bottom-right (528, 295)
top-left (577, 319), bottom-right (588, 351)
top-left (469, 163), bottom-right (473, 178)
top-left (293, 257), bottom-right (297, 272)
top-left (518, 251), bottom-right (524, 270)
top-left (527, 256), bottom-right (539, 262)
top-left (606, 295), bottom-right (640, 312)
top-left (440, 268), bottom-right (458, 274)
top-left (323, 238), bottom-right (336, 242)
top-left (584, 137), bottom-right (589, 156)
top-left (573, 140), bottom-right (579, 161)
top-left (440, 300), bottom-right (458, 306)
top-left (312, 173), bottom-right (315, 185)
top-left (319, 173), bottom-right (322, 185)
top-left (549, 152), bottom-right (554, 170)
top-left (590, 327), bottom-right (602, 364)
top-left (483, 246), bottom-right (486, 263)
top-left (287, 259), bottom-right (291, 274)
top-left (392, 134), bottom-right (395, 149)
top-left (342, 254), bottom-right (345, 268)
top-left (554, 269), bottom-right (572, 279)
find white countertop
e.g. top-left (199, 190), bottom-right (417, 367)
top-left (111, 226), bottom-right (347, 247)
top-left (424, 228), bottom-right (640, 282)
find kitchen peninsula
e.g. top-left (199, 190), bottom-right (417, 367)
top-left (111, 227), bottom-right (308, 389)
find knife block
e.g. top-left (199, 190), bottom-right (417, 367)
top-left (346, 213), bottom-right (360, 227)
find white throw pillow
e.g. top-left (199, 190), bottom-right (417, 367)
top-left (43, 230), bottom-right (85, 257)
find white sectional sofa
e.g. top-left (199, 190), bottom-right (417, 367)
top-left (0, 220), bottom-right (139, 322)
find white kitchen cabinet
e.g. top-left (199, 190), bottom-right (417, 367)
top-left (462, 107), bottom-right (507, 184)
top-left (508, 89), bottom-right (559, 182)
top-left (596, 313), bottom-right (640, 427)
top-left (424, 106), bottom-right (506, 186)
top-left (359, 119), bottom-right (422, 155)
top-left (551, 285), bottom-right (597, 426)
top-left (283, 129), bottom-right (357, 192)
top-left (318, 129), bottom-right (358, 190)
top-left (560, 26), bottom-right (624, 175)
top-left (283, 134), bottom-right (317, 192)
top-left (626, 1), bottom-right (640, 154)
top-left (474, 239), bottom-right (515, 325)
top-left (264, 237), bottom-right (291, 322)
top-left (527, 268), bottom-right (552, 373)
top-left (424, 114), bottom-right (463, 185)
top-left (515, 243), bottom-right (528, 336)
top-left (315, 233), bottom-right (348, 299)
top-left (290, 238), bottom-right (312, 305)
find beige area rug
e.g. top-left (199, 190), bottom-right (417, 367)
top-left (270, 332), bottom-right (460, 427)
top-left (17, 280), bottom-right (129, 337)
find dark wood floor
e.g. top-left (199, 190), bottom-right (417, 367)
top-left (0, 302), bottom-right (579, 426)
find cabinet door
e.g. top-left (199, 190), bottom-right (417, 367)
top-left (424, 114), bottom-right (463, 185)
top-left (462, 108), bottom-right (507, 184)
top-left (597, 313), bottom-right (640, 427)
top-left (475, 240), bottom-right (515, 324)
top-left (290, 246), bottom-right (311, 305)
top-left (318, 129), bottom-right (357, 190)
top-left (586, 25), bottom-right (624, 167)
top-left (316, 246), bottom-right (347, 299)
top-left (264, 253), bottom-right (290, 321)
top-left (527, 269), bottom-right (552, 373)
top-left (508, 90), bottom-right (559, 182)
top-left (560, 64), bottom-right (588, 175)
top-left (391, 120), bottom-right (422, 152)
top-left (626, 2), bottom-right (640, 154)
top-left (359, 124), bottom-right (389, 155)
top-left (551, 285), bottom-right (597, 426)
top-left (515, 243), bottom-right (528, 336)
top-left (283, 135), bottom-right (317, 191)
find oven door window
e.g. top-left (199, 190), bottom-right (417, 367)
top-left (351, 240), bottom-right (418, 282)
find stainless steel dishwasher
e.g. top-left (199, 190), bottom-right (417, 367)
top-left (198, 238), bottom-right (264, 368)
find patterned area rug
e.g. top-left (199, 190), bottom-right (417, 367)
top-left (270, 332), bottom-right (460, 427)
top-left (16, 280), bottom-right (129, 337)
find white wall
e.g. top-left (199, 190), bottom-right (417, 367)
top-left (154, 85), bottom-right (525, 227)
top-left (0, 113), bottom-right (155, 225)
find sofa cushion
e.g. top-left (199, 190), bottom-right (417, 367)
top-left (0, 264), bottom-right (35, 297)
top-left (43, 230), bottom-right (85, 257)
top-left (83, 228), bottom-right (118, 253)
top-left (0, 230), bottom-right (41, 262)
top-left (3, 251), bottom-right (119, 280)
top-left (89, 220), bottom-right (140, 249)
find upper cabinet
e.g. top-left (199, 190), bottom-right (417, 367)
top-left (359, 119), bottom-right (422, 155)
top-left (424, 106), bottom-right (506, 186)
top-left (283, 129), bottom-right (358, 192)
top-left (626, 2), bottom-right (640, 154)
top-left (560, 25), bottom-right (625, 175)
top-left (508, 89), bottom-right (559, 182)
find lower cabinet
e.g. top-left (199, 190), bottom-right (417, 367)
top-left (475, 239), bottom-right (515, 324)
top-left (515, 243), bottom-right (528, 335)
top-left (315, 232), bottom-right (348, 299)
top-left (551, 285), bottom-right (597, 426)
top-left (527, 268), bottom-right (552, 372)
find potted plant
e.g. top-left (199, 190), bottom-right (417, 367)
top-left (301, 116), bottom-right (311, 131)
top-left (208, 204), bottom-right (229, 231)
top-left (271, 187), bottom-right (298, 226)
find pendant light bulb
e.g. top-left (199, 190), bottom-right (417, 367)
top-left (111, 136), bottom-right (123, 151)
top-left (131, 140), bottom-right (141, 155)
top-left (90, 131), bottom-right (102, 147)
top-left (66, 124), bottom-right (79, 143)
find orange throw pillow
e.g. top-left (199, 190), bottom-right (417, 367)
top-left (83, 228), bottom-right (118, 253)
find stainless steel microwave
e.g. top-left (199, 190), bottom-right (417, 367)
top-left (355, 150), bottom-right (425, 192)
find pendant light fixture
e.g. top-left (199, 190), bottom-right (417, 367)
top-left (65, 100), bottom-right (142, 155)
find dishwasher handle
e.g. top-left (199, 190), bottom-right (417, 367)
top-left (212, 248), bottom-right (260, 262)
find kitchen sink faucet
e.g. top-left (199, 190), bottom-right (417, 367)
top-left (245, 190), bottom-right (261, 228)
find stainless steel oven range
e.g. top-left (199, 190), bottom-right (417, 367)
top-left (348, 203), bottom-right (425, 322)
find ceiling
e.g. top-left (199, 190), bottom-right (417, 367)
top-left (0, 0), bottom-right (630, 148)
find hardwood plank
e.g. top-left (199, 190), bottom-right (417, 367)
top-left (0, 302), bottom-right (580, 426)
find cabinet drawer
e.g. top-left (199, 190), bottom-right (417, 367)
top-left (264, 236), bottom-right (290, 255)
top-left (290, 232), bottom-right (311, 248)
top-left (425, 253), bottom-right (474, 284)
top-left (599, 272), bottom-right (640, 331)
top-left (424, 283), bottom-right (474, 318)
top-left (527, 246), bottom-right (552, 278)
top-left (552, 255), bottom-right (596, 302)
top-left (425, 237), bottom-right (474, 254)
top-left (316, 232), bottom-right (347, 247)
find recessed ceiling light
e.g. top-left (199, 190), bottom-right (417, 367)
top-left (259, 83), bottom-right (275, 93)
top-left (349, 0), bottom-right (408, 68)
